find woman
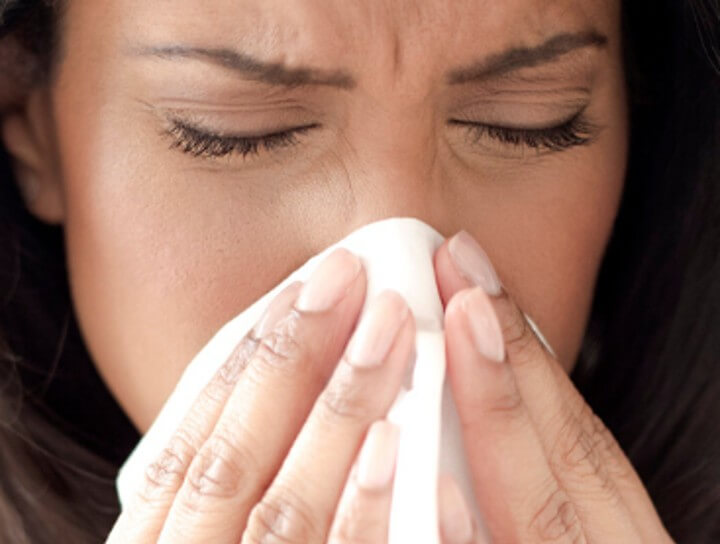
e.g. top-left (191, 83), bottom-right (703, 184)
top-left (0, 0), bottom-right (718, 542)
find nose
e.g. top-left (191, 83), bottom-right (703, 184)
top-left (331, 115), bottom-right (461, 241)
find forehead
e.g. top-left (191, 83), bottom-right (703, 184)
top-left (67, 0), bottom-right (617, 76)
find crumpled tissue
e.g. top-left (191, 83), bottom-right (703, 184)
top-left (116, 217), bottom-right (555, 543)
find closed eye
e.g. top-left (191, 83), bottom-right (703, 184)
top-left (164, 118), bottom-right (320, 159)
top-left (449, 111), bottom-right (600, 153)
top-left (163, 111), bottom-right (598, 161)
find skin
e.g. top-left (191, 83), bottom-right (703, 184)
top-left (3, 0), bottom-right (626, 430)
top-left (2, 0), bottom-right (673, 542)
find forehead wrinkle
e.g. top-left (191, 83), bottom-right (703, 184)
top-left (283, 1), bottom-right (411, 89)
top-left (326, 1), bottom-right (405, 82)
top-left (118, 0), bottom-right (617, 94)
top-left (349, 0), bottom-right (458, 89)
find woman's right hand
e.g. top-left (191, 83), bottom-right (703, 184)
top-left (107, 248), bottom-right (480, 544)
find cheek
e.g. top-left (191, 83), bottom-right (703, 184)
top-left (53, 112), bottom-right (318, 429)
top-left (481, 139), bottom-right (627, 371)
top-left (51, 94), bottom-right (358, 430)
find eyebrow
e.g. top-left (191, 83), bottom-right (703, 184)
top-left (447, 31), bottom-right (608, 84)
top-left (130, 44), bottom-right (357, 89)
top-left (129, 29), bottom-right (607, 90)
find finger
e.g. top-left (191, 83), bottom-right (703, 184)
top-left (438, 474), bottom-right (487, 544)
top-left (434, 230), bottom-right (503, 309)
top-left (327, 420), bottom-right (399, 544)
top-left (244, 291), bottom-right (415, 543)
top-left (106, 281), bottom-right (302, 543)
top-left (487, 286), bottom-right (668, 541)
top-left (445, 287), bottom-right (590, 542)
top-left (157, 248), bottom-right (367, 544)
top-left (438, 231), bottom-right (670, 541)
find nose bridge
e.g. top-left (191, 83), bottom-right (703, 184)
top-left (333, 83), bottom-right (463, 238)
top-left (343, 134), bottom-right (456, 237)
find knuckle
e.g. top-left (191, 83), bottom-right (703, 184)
top-left (139, 431), bottom-right (197, 504)
top-left (202, 377), bottom-right (234, 406)
top-left (318, 359), bottom-right (373, 424)
top-left (461, 374), bottom-right (526, 438)
top-left (217, 336), bottom-right (258, 388)
top-left (588, 414), bottom-right (620, 458)
top-left (181, 435), bottom-right (258, 511)
top-left (551, 413), bottom-right (618, 502)
top-left (554, 415), bottom-right (602, 477)
top-left (588, 414), bottom-right (633, 483)
top-left (498, 300), bottom-right (539, 365)
top-left (497, 293), bottom-right (548, 366)
top-left (481, 371), bottom-right (526, 428)
top-left (487, 386), bottom-right (525, 420)
top-left (252, 312), bottom-right (307, 375)
top-left (529, 486), bottom-right (585, 543)
top-left (244, 488), bottom-right (320, 544)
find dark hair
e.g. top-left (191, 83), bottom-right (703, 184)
top-left (0, 2), bottom-right (141, 543)
top-left (0, 0), bottom-right (719, 542)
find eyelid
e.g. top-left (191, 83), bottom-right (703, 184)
top-left (166, 115), bottom-right (320, 139)
top-left (449, 109), bottom-right (600, 153)
top-left (447, 90), bottom-right (591, 121)
top-left (448, 103), bottom-right (589, 131)
top-left (163, 116), bottom-right (319, 159)
top-left (160, 104), bottom-right (597, 162)
top-left (139, 94), bottom-right (323, 126)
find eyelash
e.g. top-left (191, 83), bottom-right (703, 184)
top-left (165, 119), bottom-right (319, 159)
top-left (450, 112), bottom-right (597, 152)
top-left (165, 112), bottom-right (596, 160)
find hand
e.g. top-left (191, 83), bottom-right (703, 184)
top-left (108, 248), bottom-right (415, 543)
top-left (434, 231), bottom-right (674, 543)
top-left (107, 248), bottom-right (473, 544)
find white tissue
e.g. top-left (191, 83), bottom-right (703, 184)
top-left (116, 217), bottom-right (555, 542)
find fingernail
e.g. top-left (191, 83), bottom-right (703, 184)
top-left (448, 231), bottom-right (502, 296)
top-left (462, 288), bottom-right (505, 363)
top-left (252, 282), bottom-right (303, 338)
top-left (439, 474), bottom-right (475, 544)
top-left (345, 291), bottom-right (409, 368)
top-left (356, 421), bottom-right (399, 490)
top-left (295, 249), bottom-right (362, 313)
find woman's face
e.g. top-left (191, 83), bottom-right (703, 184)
top-left (11, 0), bottom-right (628, 430)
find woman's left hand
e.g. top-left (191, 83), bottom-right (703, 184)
top-left (434, 231), bottom-right (674, 543)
